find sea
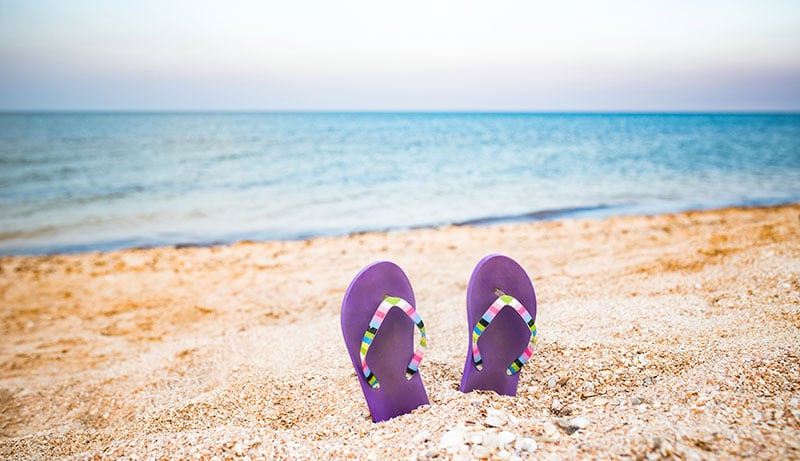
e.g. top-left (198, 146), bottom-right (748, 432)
top-left (1, 113), bottom-right (799, 255)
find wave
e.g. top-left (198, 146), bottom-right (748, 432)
top-left (453, 204), bottom-right (615, 226)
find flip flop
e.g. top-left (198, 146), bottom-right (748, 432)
top-left (460, 254), bottom-right (538, 396)
top-left (341, 261), bottom-right (429, 422)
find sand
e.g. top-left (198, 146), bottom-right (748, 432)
top-left (1, 204), bottom-right (799, 460)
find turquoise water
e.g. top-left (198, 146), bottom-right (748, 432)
top-left (1, 113), bottom-right (799, 255)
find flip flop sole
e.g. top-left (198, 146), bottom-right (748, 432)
top-left (341, 261), bottom-right (429, 422)
top-left (460, 254), bottom-right (537, 395)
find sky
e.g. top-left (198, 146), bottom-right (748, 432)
top-left (1, 0), bottom-right (799, 111)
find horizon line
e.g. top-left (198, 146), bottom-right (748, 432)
top-left (2, 109), bottom-right (800, 115)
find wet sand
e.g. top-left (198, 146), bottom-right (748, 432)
top-left (1, 204), bottom-right (799, 459)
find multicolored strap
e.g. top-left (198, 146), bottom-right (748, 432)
top-left (472, 294), bottom-right (537, 375)
top-left (360, 296), bottom-right (427, 389)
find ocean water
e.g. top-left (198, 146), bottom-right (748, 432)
top-left (1, 113), bottom-right (799, 255)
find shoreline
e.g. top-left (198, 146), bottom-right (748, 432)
top-left (3, 198), bottom-right (799, 257)
top-left (1, 203), bottom-right (799, 459)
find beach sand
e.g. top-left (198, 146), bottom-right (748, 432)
top-left (1, 204), bottom-right (799, 460)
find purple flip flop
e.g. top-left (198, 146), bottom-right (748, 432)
top-left (460, 254), bottom-right (538, 396)
top-left (341, 261), bottom-right (429, 422)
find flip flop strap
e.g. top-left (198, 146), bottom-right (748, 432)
top-left (472, 295), bottom-right (537, 375)
top-left (360, 296), bottom-right (427, 389)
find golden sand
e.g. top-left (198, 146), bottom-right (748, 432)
top-left (1, 204), bottom-right (799, 459)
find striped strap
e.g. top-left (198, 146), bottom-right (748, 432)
top-left (360, 296), bottom-right (427, 389)
top-left (472, 294), bottom-right (537, 376)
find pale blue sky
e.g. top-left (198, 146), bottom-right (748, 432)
top-left (1, 0), bottom-right (799, 111)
